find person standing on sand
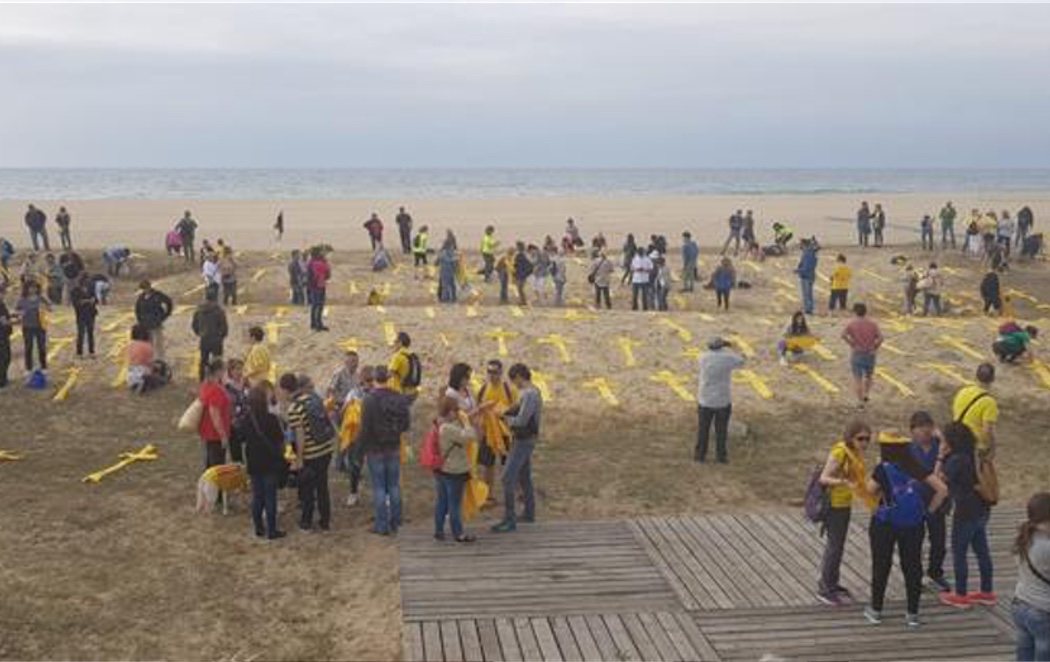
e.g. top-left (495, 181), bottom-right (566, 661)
top-left (841, 303), bottom-right (883, 408)
top-left (288, 250), bottom-right (306, 305)
top-left (491, 363), bottom-right (541, 533)
top-left (695, 337), bottom-right (744, 464)
top-left (681, 231), bottom-right (699, 293)
top-left (1016, 205), bottom-right (1034, 247)
top-left (396, 207), bottom-right (413, 255)
top-left (243, 326), bottom-right (271, 387)
top-left (828, 254), bottom-right (851, 317)
top-left (282, 372), bottom-right (337, 532)
top-left (273, 210), bottom-right (284, 242)
top-left (412, 225), bottom-right (430, 274)
top-left (70, 273), bottom-right (98, 358)
top-left (198, 358), bottom-right (232, 470)
top-left (621, 234), bottom-right (637, 285)
top-left (219, 250), bottom-right (238, 306)
top-left (940, 202), bottom-right (957, 250)
top-left (588, 248), bottom-right (615, 310)
top-left (629, 247), bottom-right (653, 311)
top-left (202, 252), bottom-right (221, 301)
top-left (353, 366), bottom-right (411, 535)
top-left (920, 214), bottom-right (935, 251)
top-left (24, 204), bottom-right (50, 252)
top-left (721, 210), bottom-right (744, 256)
top-left (872, 203), bottom-right (887, 247)
top-left (192, 289), bottom-right (228, 382)
top-left (436, 239), bottom-right (458, 304)
top-left (134, 280), bottom-right (173, 361)
top-left (712, 257), bottom-right (735, 311)
top-left (857, 202), bottom-right (872, 248)
top-left (55, 206), bottom-right (72, 251)
top-left (306, 248), bottom-right (330, 332)
top-left (742, 210), bottom-right (756, 247)
top-left (0, 285), bottom-right (13, 388)
top-left (513, 242), bottom-right (532, 306)
top-left (496, 248), bottom-right (514, 304)
top-left (795, 238), bottom-right (819, 315)
top-left (480, 226), bottom-right (499, 283)
top-left (176, 210), bottom-right (198, 262)
top-left (364, 213), bottom-right (384, 251)
top-left (242, 382), bottom-right (287, 540)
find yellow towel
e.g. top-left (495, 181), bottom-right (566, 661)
top-left (339, 400), bottom-right (363, 451)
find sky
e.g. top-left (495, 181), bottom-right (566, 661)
top-left (1, 3), bottom-right (1049, 169)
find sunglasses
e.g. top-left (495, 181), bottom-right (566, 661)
top-left (854, 435), bottom-right (871, 442)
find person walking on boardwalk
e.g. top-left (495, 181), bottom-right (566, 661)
top-left (841, 303), bottom-right (883, 408)
top-left (353, 366), bottom-right (411, 535)
top-left (694, 337), bottom-right (745, 464)
top-left (1011, 492), bottom-right (1050, 661)
top-left (817, 420), bottom-right (875, 606)
top-left (908, 411), bottom-right (952, 592)
top-left (55, 206), bottom-right (73, 250)
top-left (192, 288), bottom-right (228, 382)
top-left (176, 210), bottom-right (198, 262)
top-left (491, 363), bottom-right (541, 533)
top-left (863, 431), bottom-right (948, 627)
top-left (395, 206), bottom-right (413, 255)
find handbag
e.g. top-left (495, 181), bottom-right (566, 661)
top-left (177, 399), bottom-right (204, 432)
top-left (955, 392), bottom-right (998, 506)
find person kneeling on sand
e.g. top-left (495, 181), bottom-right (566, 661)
top-left (993, 323), bottom-right (1038, 364)
top-left (778, 311), bottom-right (816, 365)
top-left (127, 324), bottom-right (170, 394)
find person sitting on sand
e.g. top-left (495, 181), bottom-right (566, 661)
top-left (993, 323), bottom-right (1038, 364)
top-left (777, 311), bottom-right (816, 365)
top-left (126, 324), bottom-right (170, 394)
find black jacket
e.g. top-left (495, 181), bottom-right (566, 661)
top-left (135, 290), bottom-right (173, 330)
top-left (243, 411), bottom-right (286, 476)
top-left (192, 301), bottom-right (228, 343)
top-left (354, 388), bottom-right (410, 454)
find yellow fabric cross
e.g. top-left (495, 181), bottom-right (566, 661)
top-left (83, 444), bottom-right (159, 484)
top-left (582, 377), bottom-right (619, 406)
top-left (485, 328), bottom-right (519, 357)
top-left (650, 370), bottom-right (693, 402)
top-left (536, 334), bottom-right (573, 363)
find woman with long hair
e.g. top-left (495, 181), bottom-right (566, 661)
top-left (1012, 492), bottom-right (1050, 661)
top-left (243, 381), bottom-right (287, 540)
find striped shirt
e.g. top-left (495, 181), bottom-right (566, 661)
top-left (287, 393), bottom-right (334, 460)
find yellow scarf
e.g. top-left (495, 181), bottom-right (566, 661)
top-left (839, 442), bottom-right (877, 510)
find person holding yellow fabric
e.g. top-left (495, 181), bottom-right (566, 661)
top-left (480, 225), bottom-right (499, 283)
top-left (817, 420), bottom-right (875, 606)
top-left (476, 359), bottom-right (518, 504)
top-left (339, 365), bottom-right (373, 507)
top-left (388, 332), bottom-right (421, 401)
top-left (243, 326), bottom-right (271, 387)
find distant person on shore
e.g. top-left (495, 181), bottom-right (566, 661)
top-left (828, 254), bottom-right (851, 317)
top-left (795, 237), bottom-right (819, 315)
top-left (1016, 205), bottom-right (1034, 246)
top-left (872, 203), bottom-right (886, 247)
top-left (70, 273), bottom-right (98, 358)
top-left (1011, 492), bottom-right (1050, 661)
top-left (742, 210), bottom-right (756, 247)
top-left (681, 231), bottom-right (699, 293)
top-left (621, 233), bottom-right (637, 285)
top-left (24, 204), bottom-right (50, 252)
top-left (19, 281), bottom-right (52, 373)
top-left (940, 201), bottom-right (957, 249)
top-left (711, 256), bottom-right (735, 311)
top-left (55, 206), bottom-right (72, 251)
top-left (0, 285), bottom-right (12, 387)
top-left (364, 213), bottom-right (384, 251)
top-left (630, 247), bottom-right (653, 311)
top-left (273, 210), bottom-right (284, 241)
top-left (513, 242), bottom-right (532, 306)
top-left (192, 289), bottom-right (228, 382)
top-left (841, 303), bottom-right (883, 408)
top-left (695, 337), bottom-right (744, 464)
top-left (920, 214), bottom-right (935, 251)
top-left (491, 363), bottom-right (541, 533)
top-left (436, 239), bottom-right (458, 304)
top-left (857, 201), bottom-right (872, 248)
top-left (219, 250), bottom-right (238, 305)
top-left (588, 248), bottom-right (615, 310)
top-left (412, 225), bottom-right (430, 275)
top-left (1, 236), bottom-right (14, 274)
top-left (396, 207), bottom-right (413, 255)
top-left (999, 211), bottom-right (1015, 259)
top-left (176, 211), bottom-right (198, 262)
top-left (287, 250), bottom-right (306, 305)
top-left (721, 210), bottom-right (744, 256)
top-left (134, 280), bottom-right (173, 360)
top-left (565, 217), bottom-right (583, 251)
top-left (354, 366), bottom-right (411, 535)
top-left (480, 225), bottom-right (499, 282)
top-left (306, 248), bottom-right (330, 332)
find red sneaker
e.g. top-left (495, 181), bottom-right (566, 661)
top-left (967, 592), bottom-right (998, 606)
top-left (938, 592), bottom-right (972, 609)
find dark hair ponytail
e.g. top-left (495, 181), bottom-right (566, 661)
top-left (1014, 492), bottom-right (1050, 560)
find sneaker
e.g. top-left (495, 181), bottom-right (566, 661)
top-left (520, 515), bottom-right (535, 524)
top-left (254, 527), bottom-right (266, 538)
top-left (816, 591), bottom-right (844, 606)
top-left (433, 532), bottom-right (446, 541)
top-left (779, 356), bottom-right (788, 367)
top-left (863, 607), bottom-right (882, 625)
top-left (267, 530), bottom-right (287, 540)
top-left (967, 592), bottom-right (998, 606)
top-left (926, 575), bottom-right (951, 593)
top-left (938, 592), bottom-right (972, 609)
top-left (490, 520), bottom-right (517, 533)
top-left (905, 613), bottom-right (920, 628)
top-left (833, 586), bottom-right (854, 604)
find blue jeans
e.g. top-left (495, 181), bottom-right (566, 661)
top-left (1013, 599), bottom-right (1050, 661)
top-left (434, 472), bottom-right (467, 537)
top-left (502, 438), bottom-right (536, 525)
top-left (367, 450), bottom-right (402, 533)
top-left (798, 277), bottom-right (815, 314)
top-left (308, 288), bottom-right (326, 329)
top-left (951, 514), bottom-right (993, 595)
top-left (251, 473), bottom-right (279, 536)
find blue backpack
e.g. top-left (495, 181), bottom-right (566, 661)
top-left (874, 462), bottom-right (926, 528)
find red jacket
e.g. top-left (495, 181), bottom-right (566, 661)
top-left (308, 257), bottom-right (330, 290)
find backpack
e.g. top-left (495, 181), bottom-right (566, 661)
top-left (874, 462), bottom-right (926, 528)
top-left (803, 465), bottom-right (830, 523)
top-left (401, 353), bottom-right (422, 389)
top-left (419, 421), bottom-right (444, 471)
top-left (301, 393), bottom-right (336, 444)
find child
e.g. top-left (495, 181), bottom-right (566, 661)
top-left (828, 254), bottom-right (851, 316)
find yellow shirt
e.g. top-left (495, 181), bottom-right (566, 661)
top-left (388, 348), bottom-right (418, 396)
top-left (480, 233), bottom-right (498, 256)
top-left (243, 343), bottom-right (271, 384)
top-left (830, 265), bottom-right (852, 291)
top-left (952, 385), bottom-right (998, 450)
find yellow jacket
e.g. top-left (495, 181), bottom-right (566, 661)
top-left (243, 343), bottom-right (271, 384)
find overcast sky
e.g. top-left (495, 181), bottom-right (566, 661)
top-left (1, 4), bottom-right (1049, 169)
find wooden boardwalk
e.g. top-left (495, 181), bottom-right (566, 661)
top-left (400, 509), bottom-right (1021, 661)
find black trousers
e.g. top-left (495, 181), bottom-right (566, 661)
top-left (198, 338), bottom-right (224, 381)
top-left (696, 404), bottom-right (731, 462)
top-left (399, 227), bottom-right (412, 254)
top-left (299, 453), bottom-right (332, 529)
top-left (482, 253), bottom-right (495, 281)
top-left (869, 519), bottom-right (924, 614)
top-left (0, 338), bottom-right (10, 386)
top-left (308, 288), bottom-right (326, 329)
top-left (594, 285), bottom-right (611, 309)
top-left (716, 289), bottom-right (731, 310)
top-left (632, 283), bottom-right (650, 311)
top-left (75, 311), bottom-right (96, 356)
top-left (222, 280), bottom-right (237, 306)
top-left (23, 328), bottom-right (47, 371)
top-left (923, 508), bottom-right (948, 580)
top-left (59, 227), bottom-right (72, 250)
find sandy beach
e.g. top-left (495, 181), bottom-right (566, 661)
top-left (2, 191), bottom-right (1048, 251)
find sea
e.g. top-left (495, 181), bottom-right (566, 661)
top-left (0, 168), bottom-right (1048, 200)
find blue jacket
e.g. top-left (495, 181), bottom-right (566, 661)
top-left (713, 266), bottom-right (735, 291)
top-left (681, 241), bottom-right (699, 266)
top-left (796, 248), bottom-right (818, 280)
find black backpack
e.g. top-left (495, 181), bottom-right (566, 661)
top-left (402, 353), bottom-right (422, 389)
top-left (301, 393), bottom-right (335, 444)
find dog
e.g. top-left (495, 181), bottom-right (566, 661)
top-left (195, 463), bottom-right (248, 514)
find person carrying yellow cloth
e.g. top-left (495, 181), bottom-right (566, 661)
top-left (337, 365), bottom-right (373, 507)
top-left (816, 420), bottom-right (877, 605)
top-left (433, 395), bottom-right (487, 541)
top-left (242, 326), bottom-right (271, 386)
top-left (475, 358), bottom-right (518, 505)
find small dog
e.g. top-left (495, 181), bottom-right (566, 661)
top-left (195, 464), bottom-right (248, 514)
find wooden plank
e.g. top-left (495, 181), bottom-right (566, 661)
top-left (476, 619), bottom-right (504, 662)
top-left (668, 516), bottom-right (749, 606)
top-left (441, 620), bottom-right (464, 662)
top-left (654, 612), bottom-right (700, 662)
top-left (530, 618), bottom-right (563, 662)
top-left (736, 513), bottom-right (822, 603)
top-left (647, 517), bottom-right (732, 609)
top-left (714, 514), bottom-right (810, 605)
top-left (584, 614), bottom-right (621, 661)
top-left (621, 613), bottom-right (662, 661)
top-left (567, 615), bottom-right (603, 662)
top-left (549, 617), bottom-right (583, 662)
top-left (404, 621), bottom-right (425, 662)
top-left (458, 620), bottom-right (483, 662)
top-left (629, 520), bottom-right (700, 610)
top-left (495, 617), bottom-right (522, 662)
top-left (698, 515), bottom-right (783, 606)
top-left (636, 612), bottom-right (680, 662)
top-left (671, 612), bottom-right (721, 662)
top-left (513, 617), bottom-right (543, 662)
top-left (423, 621), bottom-right (444, 662)
top-left (602, 614), bottom-right (642, 661)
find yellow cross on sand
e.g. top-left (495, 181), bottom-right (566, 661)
top-left (383, 321), bottom-right (397, 346)
top-left (53, 367), bottom-right (82, 402)
top-left (251, 267), bottom-right (268, 283)
top-left (650, 370), bottom-right (693, 402)
top-left (1030, 360), bottom-right (1050, 390)
top-left (880, 342), bottom-right (911, 357)
top-left (46, 337), bottom-right (73, 364)
top-left (438, 333), bottom-right (452, 348)
top-left (107, 336), bottom-right (129, 361)
top-left (102, 311), bottom-right (136, 333)
top-left (672, 294), bottom-right (687, 311)
top-left (265, 321), bottom-right (290, 345)
top-left (234, 305), bottom-right (248, 316)
top-left (882, 317), bottom-right (912, 333)
top-left (726, 334), bottom-right (756, 358)
top-left (1008, 288), bottom-right (1039, 304)
top-left (563, 309), bottom-right (597, 322)
top-left (792, 364), bottom-right (840, 394)
top-left (536, 334), bottom-right (573, 363)
top-left (658, 318), bottom-right (693, 343)
top-left (466, 305), bottom-right (479, 318)
top-left (172, 304), bottom-right (194, 316)
top-left (182, 283), bottom-right (206, 298)
top-left (875, 367), bottom-right (915, 397)
top-left (617, 337), bottom-right (641, 367)
top-left (773, 276), bottom-right (795, 289)
top-left (937, 334), bottom-right (985, 360)
top-left (734, 369), bottom-right (774, 400)
top-left (83, 444), bottom-right (159, 484)
top-left (183, 352), bottom-right (198, 380)
top-left (272, 305), bottom-right (289, 319)
top-left (428, 283), bottom-right (438, 297)
top-left (682, 346), bottom-right (702, 360)
top-left (531, 370), bottom-right (554, 402)
top-left (698, 312), bottom-right (715, 322)
top-left (862, 268), bottom-right (891, 283)
top-left (379, 282), bottom-right (392, 296)
top-left (111, 360), bottom-right (129, 389)
top-left (510, 306), bottom-right (525, 318)
top-left (427, 265), bottom-right (437, 279)
top-left (349, 281), bottom-right (360, 295)
top-left (425, 307), bottom-right (436, 319)
top-left (0, 450), bottom-right (23, 462)
top-left (741, 261), bottom-right (763, 273)
top-left (392, 262), bottom-right (404, 275)
top-left (811, 343), bottom-right (837, 360)
top-left (816, 270), bottom-right (831, 284)
top-left (485, 328), bottom-right (519, 357)
top-left (268, 362), bottom-right (278, 385)
top-left (918, 362), bottom-right (973, 386)
top-left (582, 377), bottom-right (619, 406)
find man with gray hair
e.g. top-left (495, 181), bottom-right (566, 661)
top-left (696, 337), bottom-right (745, 464)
